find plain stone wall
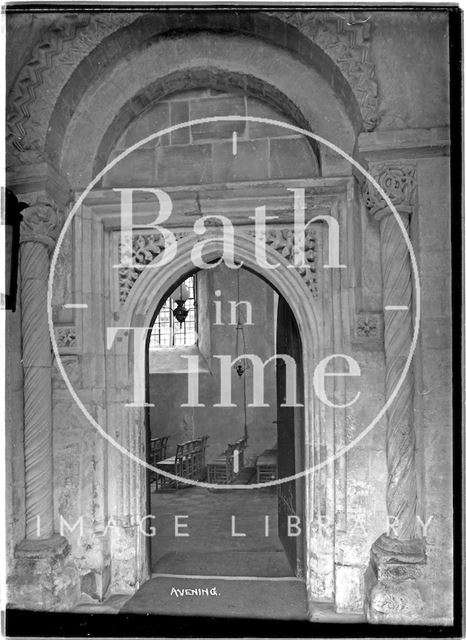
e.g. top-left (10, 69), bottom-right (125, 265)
top-left (372, 13), bottom-right (449, 130)
top-left (149, 265), bottom-right (277, 464)
top-left (102, 88), bottom-right (319, 188)
top-left (413, 156), bottom-right (453, 622)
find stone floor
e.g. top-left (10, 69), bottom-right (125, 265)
top-left (72, 485), bottom-right (365, 622)
top-left (120, 484), bottom-right (308, 619)
top-left (150, 484), bottom-right (284, 567)
top-left (121, 574), bottom-right (308, 619)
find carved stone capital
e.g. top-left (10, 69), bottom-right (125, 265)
top-left (20, 200), bottom-right (64, 250)
top-left (363, 163), bottom-right (417, 221)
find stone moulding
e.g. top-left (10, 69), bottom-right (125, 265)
top-left (270, 11), bottom-right (378, 130)
top-left (118, 228), bottom-right (318, 305)
top-left (7, 10), bottom-right (378, 162)
top-left (6, 13), bottom-right (137, 158)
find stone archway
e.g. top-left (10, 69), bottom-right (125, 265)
top-left (6, 10), bottom-right (376, 164)
top-left (7, 10), bottom-right (377, 615)
top-left (57, 31), bottom-right (356, 188)
top-left (110, 228), bottom-right (333, 606)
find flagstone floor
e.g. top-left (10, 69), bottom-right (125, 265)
top-left (149, 485), bottom-right (283, 567)
top-left (71, 485), bottom-right (365, 622)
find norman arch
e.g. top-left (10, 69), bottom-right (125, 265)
top-left (7, 10), bottom-right (374, 167)
top-left (57, 31), bottom-right (356, 187)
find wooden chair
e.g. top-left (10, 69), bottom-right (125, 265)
top-left (156, 437), bottom-right (208, 490)
top-left (256, 448), bottom-right (277, 483)
top-left (149, 436), bottom-right (169, 488)
top-left (207, 435), bottom-right (248, 484)
top-left (157, 442), bottom-right (188, 490)
top-left (198, 435), bottom-right (209, 480)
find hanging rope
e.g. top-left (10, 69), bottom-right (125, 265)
top-left (233, 269), bottom-right (248, 441)
top-left (234, 269), bottom-right (249, 377)
top-left (242, 365), bottom-right (248, 440)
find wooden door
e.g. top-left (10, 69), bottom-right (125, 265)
top-left (276, 296), bottom-right (305, 577)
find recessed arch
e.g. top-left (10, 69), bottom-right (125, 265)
top-left (58, 31), bottom-right (356, 187)
top-left (92, 68), bottom-right (321, 179)
top-left (31, 11), bottom-right (366, 175)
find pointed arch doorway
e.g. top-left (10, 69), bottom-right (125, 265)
top-left (122, 257), bottom-right (309, 618)
top-left (144, 262), bottom-right (307, 581)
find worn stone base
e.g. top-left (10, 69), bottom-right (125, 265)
top-left (364, 534), bottom-right (427, 624)
top-left (335, 564), bottom-right (365, 613)
top-left (8, 534), bottom-right (80, 611)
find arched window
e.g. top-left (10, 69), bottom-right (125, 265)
top-left (149, 275), bottom-right (197, 348)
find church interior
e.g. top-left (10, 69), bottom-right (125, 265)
top-left (4, 7), bottom-right (456, 629)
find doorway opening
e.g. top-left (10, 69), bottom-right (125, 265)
top-left (131, 263), bottom-right (307, 618)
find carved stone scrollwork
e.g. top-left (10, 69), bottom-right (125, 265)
top-left (248, 228), bottom-right (318, 297)
top-left (118, 228), bottom-right (317, 305)
top-left (363, 164), bottom-right (417, 219)
top-left (263, 228), bottom-right (318, 296)
top-left (119, 232), bottom-right (188, 304)
top-left (364, 162), bottom-right (418, 541)
top-left (55, 326), bottom-right (77, 350)
top-left (20, 200), bottom-right (64, 539)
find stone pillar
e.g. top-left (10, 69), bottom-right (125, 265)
top-left (362, 163), bottom-right (426, 623)
top-left (8, 197), bottom-right (80, 611)
top-left (20, 201), bottom-right (62, 539)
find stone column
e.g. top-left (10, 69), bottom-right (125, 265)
top-left (20, 201), bottom-right (62, 539)
top-left (362, 163), bottom-right (426, 623)
top-left (8, 198), bottom-right (80, 611)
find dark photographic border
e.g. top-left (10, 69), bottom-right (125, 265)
top-left (4, 3), bottom-right (463, 639)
